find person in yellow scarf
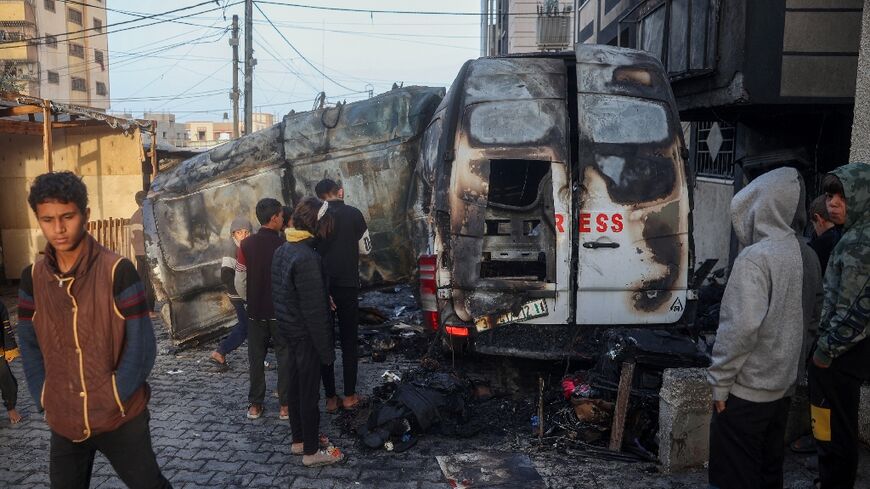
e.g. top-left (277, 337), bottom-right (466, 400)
top-left (0, 301), bottom-right (21, 424)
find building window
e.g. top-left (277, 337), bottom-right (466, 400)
top-left (93, 18), bottom-right (102, 33)
top-left (44, 0), bottom-right (55, 12)
top-left (94, 49), bottom-right (104, 70)
top-left (45, 34), bottom-right (58, 48)
top-left (47, 71), bottom-right (59, 84)
top-left (69, 42), bottom-right (84, 58)
top-left (96, 81), bottom-right (107, 95)
top-left (67, 8), bottom-right (83, 26)
top-left (0, 30), bottom-right (26, 42)
top-left (692, 121), bottom-right (735, 179)
top-left (635, 0), bottom-right (718, 78)
top-left (72, 77), bottom-right (87, 92)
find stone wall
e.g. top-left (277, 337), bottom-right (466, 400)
top-left (850, 5), bottom-right (870, 162)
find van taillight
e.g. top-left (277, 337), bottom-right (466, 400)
top-left (424, 311), bottom-right (440, 331)
top-left (445, 326), bottom-right (469, 337)
top-left (419, 255), bottom-right (438, 330)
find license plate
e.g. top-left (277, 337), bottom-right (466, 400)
top-left (474, 299), bottom-right (549, 332)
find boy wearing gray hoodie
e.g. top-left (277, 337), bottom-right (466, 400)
top-left (707, 167), bottom-right (822, 489)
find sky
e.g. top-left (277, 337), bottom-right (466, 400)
top-left (106, 1), bottom-right (482, 122)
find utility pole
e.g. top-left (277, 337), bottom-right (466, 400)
top-left (244, 0), bottom-right (254, 135)
top-left (230, 14), bottom-right (240, 139)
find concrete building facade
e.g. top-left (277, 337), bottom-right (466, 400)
top-left (0, 0), bottom-right (110, 110)
top-left (481, 0), bottom-right (575, 56)
top-left (145, 111), bottom-right (184, 148)
top-left (851, 4), bottom-right (870, 162)
top-left (182, 112), bottom-right (275, 148)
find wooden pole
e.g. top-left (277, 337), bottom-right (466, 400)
top-left (608, 361), bottom-right (636, 451)
top-left (42, 100), bottom-right (52, 172)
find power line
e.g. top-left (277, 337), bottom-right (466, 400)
top-left (253, 1), bottom-right (365, 93)
top-left (255, 1), bottom-right (549, 16)
top-left (152, 62), bottom-right (232, 110)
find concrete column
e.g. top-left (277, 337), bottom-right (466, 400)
top-left (850, 5), bottom-right (870, 161)
top-left (657, 368), bottom-right (712, 473)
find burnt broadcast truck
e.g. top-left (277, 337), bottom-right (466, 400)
top-left (409, 44), bottom-right (696, 359)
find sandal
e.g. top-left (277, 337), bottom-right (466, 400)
top-left (207, 357), bottom-right (229, 373)
top-left (302, 447), bottom-right (344, 467)
top-left (342, 394), bottom-right (367, 410)
top-left (789, 434), bottom-right (816, 454)
top-left (291, 434), bottom-right (330, 455)
top-left (246, 404), bottom-right (263, 420)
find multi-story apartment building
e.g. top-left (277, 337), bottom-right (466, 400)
top-left (182, 112), bottom-right (275, 148)
top-left (145, 111), bottom-right (184, 147)
top-left (0, 0), bottom-right (109, 110)
top-left (481, 0), bottom-right (575, 55)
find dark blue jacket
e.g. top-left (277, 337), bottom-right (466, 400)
top-left (271, 238), bottom-right (334, 365)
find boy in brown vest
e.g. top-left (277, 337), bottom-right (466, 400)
top-left (16, 172), bottom-right (171, 488)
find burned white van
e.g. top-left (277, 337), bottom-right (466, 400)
top-left (410, 45), bottom-right (694, 359)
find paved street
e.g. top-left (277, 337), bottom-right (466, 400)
top-left (1, 293), bottom-right (867, 489)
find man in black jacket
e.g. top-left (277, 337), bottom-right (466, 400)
top-left (315, 179), bottom-right (371, 411)
top-left (235, 199), bottom-right (290, 420)
top-left (272, 198), bottom-right (344, 467)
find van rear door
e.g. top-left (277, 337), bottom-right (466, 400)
top-left (573, 45), bottom-right (691, 325)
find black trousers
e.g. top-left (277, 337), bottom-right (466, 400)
top-left (49, 409), bottom-right (171, 489)
top-left (0, 357), bottom-right (17, 411)
top-left (708, 395), bottom-right (791, 489)
top-left (247, 318), bottom-right (290, 406)
top-left (809, 363), bottom-right (862, 488)
top-left (135, 255), bottom-right (155, 312)
top-left (285, 337), bottom-right (322, 455)
top-left (322, 286), bottom-right (359, 397)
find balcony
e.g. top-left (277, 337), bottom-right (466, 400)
top-left (536, 1), bottom-right (572, 51)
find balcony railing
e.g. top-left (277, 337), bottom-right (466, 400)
top-left (536, 1), bottom-right (572, 51)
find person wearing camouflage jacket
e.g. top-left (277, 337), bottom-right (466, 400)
top-left (808, 162), bottom-right (869, 489)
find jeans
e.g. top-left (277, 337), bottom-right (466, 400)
top-left (285, 337), bottom-right (322, 455)
top-left (0, 357), bottom-right (17, 411)
top-left (708, 395), bottom-right (791, 489)
top-left (321, 286), bottom-right (359, 397)
top-left (49, 409), bottom-right (171, 489)
top-left (247, 318), bottom-right (290, 406)
top-left (216, 300), bottom-right (249, 356)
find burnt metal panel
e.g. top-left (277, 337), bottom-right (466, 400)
top-left (145, 87), bottom-right (444, 344)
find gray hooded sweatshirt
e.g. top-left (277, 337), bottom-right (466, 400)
top-left (707, 167), bottom-right (822, 403)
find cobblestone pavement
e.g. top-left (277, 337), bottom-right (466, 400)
top-left (1, 294), bottom-right (867, 489)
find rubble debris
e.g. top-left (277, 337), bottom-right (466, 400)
top-left (390, 322), bottom-right (424, 334)
top-left (435, 452), bottom-right (546, 489)
top-left (381, 371), bottom-right (402, 383)
top-left (359, 307), bottom-right (389, 325)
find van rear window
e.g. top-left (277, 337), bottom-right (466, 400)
top-left (488, 159), bottom-right (550, 209)
top-left (578, 95), bottom-right (670, 144)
